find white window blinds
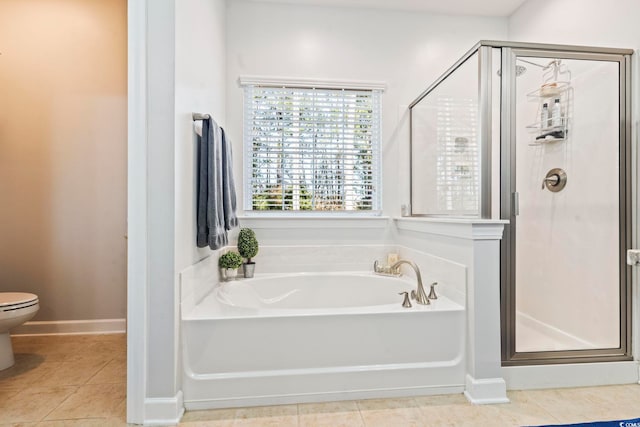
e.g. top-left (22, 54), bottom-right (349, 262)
top-left (436, 96), bottom-right (480, 214)
top-left (243, 85), bottom-right (381, 212)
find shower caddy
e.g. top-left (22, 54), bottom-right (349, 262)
top-left (525, 59), bottom-right (572, 144)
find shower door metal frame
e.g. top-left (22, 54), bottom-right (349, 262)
top-left (500, 46), bottom-right (634, 366)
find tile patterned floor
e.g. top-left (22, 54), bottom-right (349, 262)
top-left (1, 334), bottom-right (639, 426)
top-left (0, 334), bottom-right (127, 426)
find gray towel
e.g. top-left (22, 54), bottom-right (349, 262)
top-left (220, 127), bottom-right (238, 231)
top-left (196, 118), bottom-right (237, 250)
top-left (196, 120), bottom-right (210, 247)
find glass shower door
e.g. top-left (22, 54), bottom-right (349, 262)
top-left (502, 49), bottom-right (631, 363)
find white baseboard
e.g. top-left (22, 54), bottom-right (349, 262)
top-left (11, 319), bottom-right (126, 336)
top-left (144, 391), bottom-right (185, 426)
top-left (185, 385), bottom-right (464, 411)
top-left (463, 374), bottom-right (509, 404)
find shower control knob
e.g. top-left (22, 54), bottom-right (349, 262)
top-left (542, 168), bottom-right (567, 192)
top-left (541, 175), bottom-right (560, 189)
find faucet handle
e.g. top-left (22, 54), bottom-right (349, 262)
top-left (428, 282), bottom-right (438, 300)
top-left (399, 292), bottom-right (412, 308)
top-left (374, 260), bottom-right (382, 273)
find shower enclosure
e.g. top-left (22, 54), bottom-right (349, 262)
top-left (409, 41), bottom-right (633, 365)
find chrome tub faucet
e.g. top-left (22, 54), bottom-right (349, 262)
top-left (391, 260), bottom-right (430, 305)
top-left (373, 259), bottom-right (431, 305)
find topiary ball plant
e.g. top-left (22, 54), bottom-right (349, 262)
top-left (218, 251), bottom-right (243, 270)
top-left (237, 228), bottom-right (259, 264)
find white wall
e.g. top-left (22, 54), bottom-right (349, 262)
top-left (128, 0), bottom-right (229, 423)
top-left (173, 0), bottom-right (227, 403)
top-left (226, 0), bottom-right (508, 228)
top-left (175, 0), bottom-right (228, 272)
top-left (144, 0), bottom-right (177, 403)
top-left (509, 0), bottom-right (640, 50)
top-left (0, 0), bottom-right (127, 321)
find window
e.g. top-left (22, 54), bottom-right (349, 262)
top-left (243, 83), bottom-right (382, 213)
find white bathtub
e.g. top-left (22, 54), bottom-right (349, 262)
top-left (182, 272), bottom-right (466, 409)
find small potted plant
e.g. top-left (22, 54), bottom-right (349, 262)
top-left (218, 251), bottom-right (243, 281)
top-left (237, 228), bottom-right (259, 278)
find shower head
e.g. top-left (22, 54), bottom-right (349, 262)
top-left (496, 65), bottom-right (527, 77)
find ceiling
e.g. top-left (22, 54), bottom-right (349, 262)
top-left (246, 0), bottom-right (529, 17)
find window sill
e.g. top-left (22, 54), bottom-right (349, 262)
top-left (237, 215), bottom-right (391, 229)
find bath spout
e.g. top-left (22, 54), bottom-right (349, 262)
top-left (391, 260), bottom-right (430, 305)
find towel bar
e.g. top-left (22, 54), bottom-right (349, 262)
top-left (192, 113), bottom-right (210, 121)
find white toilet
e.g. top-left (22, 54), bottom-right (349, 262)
top-left (0, 292), bottom-right (39, 370)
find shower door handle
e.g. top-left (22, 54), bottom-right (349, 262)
top-left (512, 192), bottom-right (519, 216)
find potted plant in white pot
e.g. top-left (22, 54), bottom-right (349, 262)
top-left (237, 228), bottom-right (259, 278)
top-left (218, 251), bottom-right (243, 281)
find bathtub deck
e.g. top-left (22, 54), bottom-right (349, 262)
top-left (185, 289), bottom-right (464, 320)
